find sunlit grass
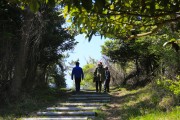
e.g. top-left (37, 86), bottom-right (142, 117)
top-left (102, 83), bottom-right (180, 120)
top-left (131, 107), bottom-right (180, 120)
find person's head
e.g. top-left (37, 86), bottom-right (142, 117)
top-left (98, 62), bottom-right (103, 67)
top-left (105, 66), bottom-right (108, 70)
top-left (76, 61), bottom-right (80, 66)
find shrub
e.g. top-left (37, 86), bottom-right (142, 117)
top-left (156, 76), bottom-right (180, 108)
top-left (156, 76), bottom-right (180, 96)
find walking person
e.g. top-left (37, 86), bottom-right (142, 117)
top-left (71, 61), bottom-right (84, 92)
top-left (104, 66), bottom-right (111, 93)
top-left (94, 62), bottom-right (105, 93)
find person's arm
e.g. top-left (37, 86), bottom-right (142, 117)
top-left (105, 70), bottom-right (107, 80)
top-left (71, 68), bottom-right (74, 80)
top-left (94, 68), bottom-right (97, 77)
top-left (106, 70), bottom-right (110, 80)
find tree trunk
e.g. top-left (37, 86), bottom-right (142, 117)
top-left (23, 62), bottom-right (38, 90)
top-left (35, 65), bottom-right (48, 88)
top-left (10, 8), bottom-right (33, 96)
top-left (11, 37), bottom-right (27, 96)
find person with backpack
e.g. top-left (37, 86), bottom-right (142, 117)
top-left (94, 62), bottom-right (105, 93)
top-left (71, 61), bottom-right (84, 92)
top-left (104, 66), bottom-right (111, 93)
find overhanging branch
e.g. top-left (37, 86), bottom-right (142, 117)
top-left (128, 25), bottom-right (160, 40)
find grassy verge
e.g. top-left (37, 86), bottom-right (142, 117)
top-left (0, 87), bottom-right (71, 120)
top-left (101, 84), bottom-right (180, 120)
top-left (131, 106), bottom-right (180, 120)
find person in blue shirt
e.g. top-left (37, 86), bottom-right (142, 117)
top-left (71, 62), bottom-right (84, 92)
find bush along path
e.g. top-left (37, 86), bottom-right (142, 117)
top-left (23, 90), bottom-right (111, 120)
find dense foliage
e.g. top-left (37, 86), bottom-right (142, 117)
top-left (0, 0), bottom-right (76, 101)
top-left (101, 25), bottom-right (180, 86)
top-left (62, 0), bottom-right (180, 40)
top-left (6, 0), bottom-right (179, 41)
top-left (157, 76), bottom-right (180, 97)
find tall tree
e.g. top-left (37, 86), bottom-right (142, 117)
top-left (0, 1), bottom-right (77, 98)
top-left (0, 0), bottom-right (23, 96)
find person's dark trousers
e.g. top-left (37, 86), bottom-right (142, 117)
top-left (104, 79), bottom-right (110, 92)
top-left (75, 78), bottom-right (81, 92)
top-left (96, 80), bottom-right (102, 92)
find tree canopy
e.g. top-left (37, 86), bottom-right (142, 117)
top-left (5, 0), bottom-right (180, 41)
top-left (61, 0), bottom-right (180, 40)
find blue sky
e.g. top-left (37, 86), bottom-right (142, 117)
top-left (65, 34), bottom-right (106, 88)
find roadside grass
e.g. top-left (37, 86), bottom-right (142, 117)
top-left (0, 87), bottom-right (71, 120)
top-left (103, 83), bottom-right (180, 120)
top-left (92, 109), bottom-right (106, 120)
top-left (131, 106), bottom-right (180, 120)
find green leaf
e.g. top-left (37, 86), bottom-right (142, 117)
top-left (110, 4), bottom-right (114, 10)
top-left (20, 5), bottom-right (25, 10)
top-left (125, 2), bottom-right (130, 7)
top-left (29, 0), bottom-right (40, 12)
